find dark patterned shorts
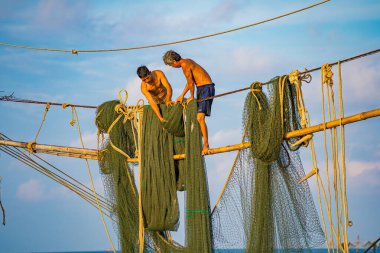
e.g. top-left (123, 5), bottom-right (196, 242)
top-left (196, 83), bottom-right (215, 116)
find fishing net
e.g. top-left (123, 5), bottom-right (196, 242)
top-left (184, 100), bottom-right (213, 253)
top-left (96, 100), bottom-right (213, 253)
top-left (96, 76), bottom-right (324, 252)
top-left (211, 76), bottom-right (325, 252)
top-left (140, 104), bottom-right (183, 231)
top-left (96, 100), bottom-right (140, 252)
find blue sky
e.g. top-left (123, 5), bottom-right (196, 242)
top-left (0, 0), bottom-right (379, 252)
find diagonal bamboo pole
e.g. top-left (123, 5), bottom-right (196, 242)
top-left (0, 108), bottom-right (379, 161)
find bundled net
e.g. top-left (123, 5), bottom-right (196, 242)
top-left (95, 100), bottom-right (141, 252)
top-left (141, 104), bottom-right (183, 231)
top-left (96, 100), bottom-right (213, 253)
top-left (211, 76), bottom-right (325, 252)
top-left (184, 100), bottom-right (214, 252)
top-left (96, 76), bottom-right (325, 252)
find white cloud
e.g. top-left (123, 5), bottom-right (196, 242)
top-left (340, 57), bottom-right (380, 104)
top-left (347, 160), bottom-right (380, 178)
top-left (16, 178), bottom-right (76, 202)
top-left (16, 179), bottom-right (46, 202)
top-left (16, 177), bottom-right (105, 203)
top-left (69, 130), bottom-right (98, 149)
top-left (210, 129), bottom-right (241, 148)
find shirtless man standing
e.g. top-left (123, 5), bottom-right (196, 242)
top-left (162, 50), bottom-right (215, 155)
top-left (137, 66), bottom-right (173, 122)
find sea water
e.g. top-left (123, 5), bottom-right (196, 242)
top-left (34, 250), bottom-right (370, 253)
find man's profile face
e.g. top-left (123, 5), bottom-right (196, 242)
top-left (169, 61), bottom-right (181, 68)
top-left (141, 73), bottom-right (152, 83)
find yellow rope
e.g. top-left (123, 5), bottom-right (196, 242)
top-left (250, 82), bottom-right (263, 110)
top-left (0, 0), bottom-right (331, 54)
top-left (106, 90), bottom-right (144, 160)
top-left (279, 75), bottom-right (287, 135)
top-left (315, 63), bottom-right (349, 253)
top-left (137, 109), bottom-right (144, 253)
top-left (338, 61), bottom-right (349, 251)
top-left (289, 66), bottom-right (350, 252)
top-left (212, 122), bottom-right (250, 212)
top-left (321, 66), bottom-right (336, 251)
top-left (288, 69), bottom-right (314, 146)
top-left (27, 102), bottom-right (51, 153)
top-left (289, 70), bottom-right (309, 128)
top-left (71, 106), bottom-right (117, 253)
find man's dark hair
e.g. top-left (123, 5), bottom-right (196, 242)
top-left (163, 50), bottom-right (182, 65)
top-left (137, 65), bottom-right (150, 78)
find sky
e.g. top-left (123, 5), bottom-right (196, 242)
top-left (0, 0), bottom-right (379, 252)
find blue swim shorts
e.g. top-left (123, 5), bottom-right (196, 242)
top-left (196, 83), bottom-right (215, 116)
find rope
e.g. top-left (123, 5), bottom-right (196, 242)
top-left (0, 134), bottom-right (112, 209)
top-left (0, 0), bottom-right (331, 54)
top-left (105, 90), bottom-right (144, 160)
top-left (250, 82), bottom-right (263, 110)
top-left (197, 48), bottom-right (380, 102)
top-left (212, 122), bottom-right (250, 213)
top-left (287, 69), bottom-right (314, 148)
top-left (1, 49), bottom-right (378, 109)
top-left (137, 108), bottom-right (144, 253)
top-left (314, 62), bottom-right (349, 252)
top-left (338, 61), bottom-right (349, 249)
top-left (0, 145), bottom-right (112, 213)
top-left (71, 106), bottom-right (117, 253)
top-left (27, 102), bottom-right (51, 153)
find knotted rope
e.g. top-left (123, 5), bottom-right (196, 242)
top-left (27, 102), bottom-right (51, 153)
top-left (322, 63), bottom-right (334, 87)
top-left (102, 90), bottom-right (144, 159)
top-left (288, 70), bottom-right (313, 147)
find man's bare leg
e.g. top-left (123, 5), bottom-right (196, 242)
top-left (197, 112), bottom-right (209, 155)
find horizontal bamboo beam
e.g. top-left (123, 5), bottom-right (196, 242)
top-left (0, 139), bottom-right (99, 160)
top-left (284, 108), bottom-right (380, 139)
top-left (1, 108), bottom-right (379, 161)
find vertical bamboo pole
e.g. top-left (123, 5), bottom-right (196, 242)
top-left (138, 109), bottom-right (144, 253)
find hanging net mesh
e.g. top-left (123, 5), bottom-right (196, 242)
top-left (95, 76), bottom-right (325, 252)
top-left (211, 76), bottom-right (325, 252)
top-left (96, 100), bottom-right (213, 253)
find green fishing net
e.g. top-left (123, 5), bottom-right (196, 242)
top-left (96, 100), bottom-right (212, 253)
top-left (96, 76), bottom-right (324, 252)
top-left (211, 76), bottom-right (325, 252)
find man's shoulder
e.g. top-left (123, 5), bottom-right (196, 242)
top-left (152, 69), bottom-right (164, 75)
top-left (182, 59), bottom-right (195, 68)
top-left (183, 58), bottom-right (194, 64)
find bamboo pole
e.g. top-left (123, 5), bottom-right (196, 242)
top-left (1, 108), bottom-right (379, 161)
top-left (0, 140), bottom-right (98, 156)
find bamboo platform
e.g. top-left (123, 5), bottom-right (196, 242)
top-left (0, 108), bottom-right (379, 162)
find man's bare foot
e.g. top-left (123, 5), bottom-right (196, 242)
top-left (201, 145), bottom-right (209, 155)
